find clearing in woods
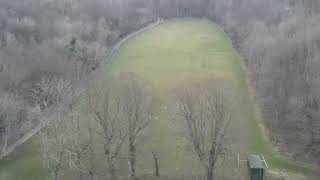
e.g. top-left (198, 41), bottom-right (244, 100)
top-left (0, 18), bottom-right (318, 180)
top-left (108, 18), bottom-right (318, 178)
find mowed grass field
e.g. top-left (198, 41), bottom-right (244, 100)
top-left (108, 18), bottom-right (318, 177)
top-left (0, 18), bottom-right (317, 180)
top-left (109, 18), bottom-right (244, 176)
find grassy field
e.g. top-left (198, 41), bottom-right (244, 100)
top-left (109, 18), bottom-right (319, 177)
top-left (109, 18), bottom-right (244, 176)
top-left (0, 18), bottom-right (318, 180)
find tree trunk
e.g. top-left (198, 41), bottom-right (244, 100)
top-left (76, 152), bottom-right (84, 180)
top-left (152, 151), bottom-right (160, 177)
top-left (51, 168), bottom-right (59, 180)
top-left (79, 173), bottom-right (83, 180)
top-left (206, 169), bottom-right (213, 180)
top-left (128, 144), bottom-right (136, 180)
top-left (107, 159), bottom-right (115, 178)
top-left (105, 145), bottom-right (115, 178)
top-left (89, 171), bottom-right (94, 180)
top-left (207, 158), bottom-right (214, 180)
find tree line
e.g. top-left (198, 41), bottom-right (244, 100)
top-left (211, 0), bottom-right (320, 163)
top-left (39, 73), bottom-right (230, 180)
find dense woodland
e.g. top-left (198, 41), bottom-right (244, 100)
top-left (0, 0), bottom-right (320, 179)
top-left (216, 0), bottom-right (320, 163)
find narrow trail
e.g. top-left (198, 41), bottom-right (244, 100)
top-left (105, 19), bottom-right (165, 64)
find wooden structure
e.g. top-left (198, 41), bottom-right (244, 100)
top-left (247, 155), bottom-right (265, 180)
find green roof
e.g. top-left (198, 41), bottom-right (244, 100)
top-left (248, 155), bottom-right (264, 169)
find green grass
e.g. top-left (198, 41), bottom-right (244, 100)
top-left (108, 18), bottom-right (319, 176)
top-left (109, 19), bottom-right (243, 176)
top-left (0, 138), bottom-right (49, 180)
top-left (0, 18), bottom-right (318, 179)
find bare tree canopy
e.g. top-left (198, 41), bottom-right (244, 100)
top-left (40, 112), bottom-right (68, 180)
top-left (118, 73), bottom-right (157, 179)
top-left (177, 80), bottom-right (230, 180)
top-left (86, 78), bottom-right (127, 178)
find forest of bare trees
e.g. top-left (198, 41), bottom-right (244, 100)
top-left (38, 74), bottom-right (158, 180)
top-left (0, 0), bottom-right (320, 179)
top-left (211, 0), bottom-right (320, 163)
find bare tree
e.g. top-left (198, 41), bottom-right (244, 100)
top-left (177, 81), bottom-right (230, 180)
top-left (40, 112), bottom-right (67, 180)
top-left (119, 74), bottom-right (155, 180)
top-left (64, 104), bottom-right (92, 180)
top-left (152, 151), bottom-right (160, 177)
top-left (36, 76), bottom-right (75, 180)
top-left (32, 77), bottom-right (73, 112)
top-left (86, 81), bottom-right (126, 178)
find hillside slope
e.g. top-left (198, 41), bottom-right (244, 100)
top-left (109, 18), bottom-right (318, 178)
top-left (0, 18), bottom-right (317, 180)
